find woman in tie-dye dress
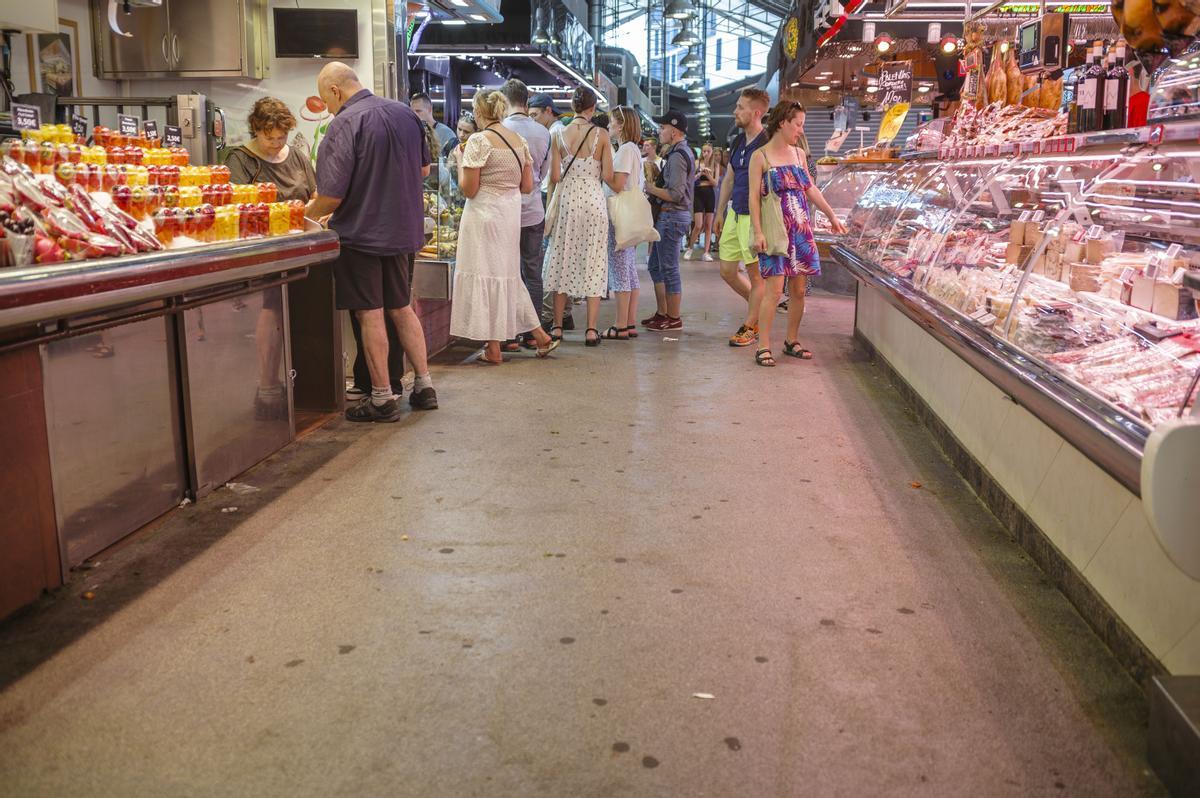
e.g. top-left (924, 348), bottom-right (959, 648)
top-left (747, 101), bottom-right (847, 367)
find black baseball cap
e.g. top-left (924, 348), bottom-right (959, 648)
top-left (529, 93), bottom-right (559, 115)
top-left (654, 109), bottom-right (689, 136)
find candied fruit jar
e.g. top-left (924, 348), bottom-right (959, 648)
top-left (178, 186), bottom-right (202, 208)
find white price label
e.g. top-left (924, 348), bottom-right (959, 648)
top-left (969, 308), bottom-right (990, 320)
top-left (1145, 260), bottom-right (1160, 280)
top-left (1018, 210), bottom-right (1032, 222)
top-left (1172, 267), bottom-right (1186, 285)
top-left (1031, 210), bottom-right (1046, 222)
top-left (1119, 266), bottom-right (1135, 283)
top-left (1086, 225), bottom-right (1104, 239)
top-left (977, 313), bottom-right (998, 327)
top-left (1165, 243), bottom-right (1183, 258)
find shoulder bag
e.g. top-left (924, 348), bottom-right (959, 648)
top-left (754, 150), bottom-right (790, 257)
top-left (543, 126), bottom-right (595, 239)
top-left (607, 145), bottom-right (659, 250)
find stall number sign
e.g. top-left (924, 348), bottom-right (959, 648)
top-left (71, 114), bottom-right (88, 138)
top-left (118, 114), bottom-right (139, 137)
top-left (143, 120), bottom-right (158, 140)
top-left (878, 61), bottom-right (913, 107)
top-left (163, 125), bottom-right (183, 147)
top-left (12, 103), bottom-right (41, 131)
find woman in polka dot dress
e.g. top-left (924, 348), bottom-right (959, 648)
top-left (543, 87), bottom-right (614, 347)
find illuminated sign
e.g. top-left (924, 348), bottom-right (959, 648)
top-left (997, 3), bottom-right (1109, 12)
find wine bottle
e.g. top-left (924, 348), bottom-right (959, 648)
top-left (1076, 43), bottom-right (1107, 133)
top-left (1103, 44), bottom-right (1129, 131)
top-left (1066, 62), bottom-right (1082, 133)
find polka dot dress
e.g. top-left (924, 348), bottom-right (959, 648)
top-left (543, 132), bottom-right (609, 298)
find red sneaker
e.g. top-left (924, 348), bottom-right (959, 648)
top-left (660, 316), bottom-right (683, 330)
top-left (641, 312), bottom-right (666, 327)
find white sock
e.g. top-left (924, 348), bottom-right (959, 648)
top-left (371, 386), bottom-right (392, 406)
top-left (414, 373), bottom-right (433, 391)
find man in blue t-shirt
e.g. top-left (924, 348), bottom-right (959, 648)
top-left (308, 62), bottom-right (438, 421)
top-left (714, 88), bottom-right (770, 348)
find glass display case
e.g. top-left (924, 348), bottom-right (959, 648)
top-left (826, 141), bottom-right (1200, 488)
top-left (419, 149), bottom-right (462, 263)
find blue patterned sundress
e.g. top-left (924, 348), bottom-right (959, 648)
top-left (757, 163), bottom-right (821, 279)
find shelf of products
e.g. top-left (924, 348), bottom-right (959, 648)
top-left (418, 148), bottom-right (462, 264)
top-left (825, 140), bottom-right (1200, 493)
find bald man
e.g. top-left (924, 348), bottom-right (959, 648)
top-left (307, 62), bottom-right (438, 418)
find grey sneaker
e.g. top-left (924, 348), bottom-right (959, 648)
top-left (346, 397), bottom-right (402, 423)
top-left (409, 386), bottom-right (438, 411)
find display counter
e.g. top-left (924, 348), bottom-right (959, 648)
top-left (0, 230), bottom-right (339, 620)
top-left (823, 141), bottom-right (1200, 679)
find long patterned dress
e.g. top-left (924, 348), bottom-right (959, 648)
top-left (543, 128), bottom-right (609, 298)
top-left (757, 163), bottom-right (822, 279)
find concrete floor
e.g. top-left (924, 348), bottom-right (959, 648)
top-left (0, 264), bottom-right (1164, 797)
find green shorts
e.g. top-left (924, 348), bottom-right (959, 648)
top-left (718, 209), bottom-right (755, 266)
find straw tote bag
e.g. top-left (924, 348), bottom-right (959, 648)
top-left (754, 150), bottom-right (790, 257)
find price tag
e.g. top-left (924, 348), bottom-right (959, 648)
top-left (1031, 210), bottom-right (1046, 222)
top-left (70, 114), bottom-right (88, 138)
top-left (1119, 266), bottom-right (1136, 283)
top-left (11, 103), bottom-right (41, 131)
top-left (968, 308), bottom-right (990, 321)
top-left (977, 312), bottom-right (998, 327)
top-left (1165, 243), bottom-right (1183, 259)
top-left (1018, 210), bottom-right (1032, 222)
top-left (142, 120), bottom-right (159, 139)
top-left (163, 124), bottom-right (183, 147)
top-left (1145, 259), bottom-right (1160, 280)
top-left (1172, 267), bottom-right (1186, 285)
top-left (118, 114), bottom-right (139, 137)
top-left (1086, 225), bottom-right (1104, 239)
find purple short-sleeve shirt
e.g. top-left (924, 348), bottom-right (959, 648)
top-left (317, 89), bottom-right (431, 255)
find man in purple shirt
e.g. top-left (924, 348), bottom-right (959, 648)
top-left (307, 62), bottom-right (438, 419)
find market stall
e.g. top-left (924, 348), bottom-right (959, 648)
top-left (808, 3), bottom-right (1200, 689)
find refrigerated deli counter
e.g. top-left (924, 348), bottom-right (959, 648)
top-left (0, 230), bottom-right (339, 619)
top-left (822, 136), bottom-right (1200, 679)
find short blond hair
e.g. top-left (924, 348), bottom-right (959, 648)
top-left (472, 90), bottom-right (507, 124)
top-left (612, 106), bottom-right (641, 145)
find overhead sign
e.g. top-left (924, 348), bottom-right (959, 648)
top-left (997, 2), bottom-right (1108, 11)
top-left (878, 60), bottom-right (913, 107)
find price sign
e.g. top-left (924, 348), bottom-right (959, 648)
top-left (878, 60), bottom-right (913, 107)
top-left (71, 114), bottom-right (88, 138)
top-left (143, 120), bottom-right (159, 140)
top-left (1031, 210), bottom-right (1046, 222)
top-left (163, 125), bottom-right (183, 147)
top-left (1018, 210), bottom-right (1032, 222)
top-left (1145, 259), bottom-right (1161, 280)
top-left (977, 312), bottom-right (998, 327)
top-left (1086, 224), bottom-right (1104, 239)
top-left (118, 114), bottom-right (139, 137)
top-left (1119, 266), bottom-right (1135, 283)
top-left (1165, 243), bottom-right (1183, 259)
top-left (11, 103), bottom-right (41, 131)
top-left (969, 308), bottom-right (990, 321)
top-left (1171, 267), bottom-right (1186, 284)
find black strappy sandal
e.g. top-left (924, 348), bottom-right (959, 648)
top-left (602, 326), bottom-right (629, 340)
top-left (585, 328), bottom-right (601, 347)
top-left (783, 340), bottom-right (813, 359)
top-left (549, 326), bottom-right (563, 342)
top-left (624, 326), bottom-right (638, 338)
top-left (755, 348), bottom-right (776, 367)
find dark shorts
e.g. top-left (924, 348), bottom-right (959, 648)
top-left (332, 247), bottom-right (413, 311)
top-left (693, 184), bottom-right (716, 214)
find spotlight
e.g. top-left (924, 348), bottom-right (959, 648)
top-left (818, 85), bottom-right (832, 92)
top-left (940, 36), bottom-right (959, 54)
top-left (874, 34), bottom-right (894, 54)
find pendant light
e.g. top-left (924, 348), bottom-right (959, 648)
top-left (681, 49), bottom-right (701, 69)
top-left (681, 67), bottom-right (702, 84)
top-left (665, 0), bottom-right (696, 20)
top-left (672, 19), bottom-right (700, 47)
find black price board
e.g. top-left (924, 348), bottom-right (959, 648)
top-left (71, 114), bottom-right (89, 138)
top-left (118, 114), bottom-right (139, 137)
top-left (878, 60), bottom-right (914, 107)
top-left (143, 119), bottom-right (159, 139)
top-left (12, 103), bottom-right (41, 131)
top-left (163, 124), bottom-right (183, 147)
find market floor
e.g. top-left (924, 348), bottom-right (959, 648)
top-left (0, 262), bottom-right (1163, 797)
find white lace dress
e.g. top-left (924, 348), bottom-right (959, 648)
top-left (543, 129), bottom-right (609, 298)
top-left (450, 131), bottom-right (543, 341)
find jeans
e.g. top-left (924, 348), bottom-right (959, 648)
top-left (647, 210), bottom-right (690, 295)
top-left (520, 221), bottom-right (545, 318)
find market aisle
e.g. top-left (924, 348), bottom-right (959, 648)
top-left (0, 263), bottom-right (1161, 797)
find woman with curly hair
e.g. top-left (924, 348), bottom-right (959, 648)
top-left (226, 97), bottom-right (316, 202)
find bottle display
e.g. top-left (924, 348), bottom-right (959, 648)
top-left (1103, 43), bottom-right (1129, 130)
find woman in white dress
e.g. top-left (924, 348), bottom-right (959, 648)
top-left (543, 87), bottom-right (613, 347)
top-left (450, 90), bottom-right (559, 364)
top-left (601, 106), bottom-right (644, 340)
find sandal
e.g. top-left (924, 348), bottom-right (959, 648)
top-left (602, 326), bottom-right (629, 340)
top-left (585, 328), bottom-right (601, 347)
top-left (624, 325), bottom-right (638, 339)
top-left (536, 339), bottom-right (560, 359)
top-left (500, 339), bottom-right (522, 353)
top-left (783, 341), bottom-right (813, 360)
top-left (478, 353), bottom-right (505, 365)
top-left (549, 326), bottom-right (563, 342)
top-left (755, 348), bottom-right (776, 367)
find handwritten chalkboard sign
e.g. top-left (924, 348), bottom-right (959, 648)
top-left (118, 114), bottom-right (139, 137)
top-left (143, 120), bottom-right (159, 140)
top-left (71, 114), bottom-right (89, 138)
top-left (163, 125), bottom-right (183, 147)
top-left (12, 103), bottom-right (41, 131)
top-left (878, 61), bottom-right (913, 107)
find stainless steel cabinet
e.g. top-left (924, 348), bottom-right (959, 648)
top-left (91, 0), bottom-right (267, 79)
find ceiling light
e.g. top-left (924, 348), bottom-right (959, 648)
top-left (441, 20), bottom-right (467, 25)
top-left (672, 19), bottom-right (700, 47)
top-left (451, 0), bottom-right (468, 5)
top-left (818, 85), bottom-right (832, 92)
top-left (681, 49), bottom-right (701, 68)
top-left (470, 14), bottom-right (486, 21)
top-left (874, 34), bottom-right (894, 54)
top-left (927, 23), bottom-right (941, 43)
top-left (940, 36), bottom-right (959, 54)
top-left (681, 67), bottom-right (702, 84)
top-left (999, 41), bottom-right (1010, 54)
top-left (665, 0), bottom-right (696, 19)
top-left (862, 22), bottom-right (876, 43)
top-left (866, 85), bottom-right (879, 93)
top-left (918, 85), bottom-right (931, 93)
